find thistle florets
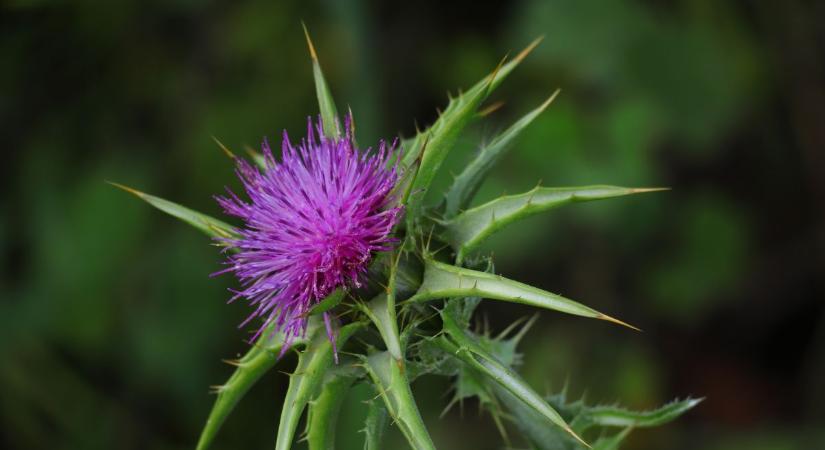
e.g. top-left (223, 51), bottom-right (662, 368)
top-left (213, 116), bottom-right (402, 351)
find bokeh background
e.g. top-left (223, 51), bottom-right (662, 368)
top-left (2, 0), bottom-right (824, 449)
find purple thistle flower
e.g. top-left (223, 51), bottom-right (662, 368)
top-left (214, 115), bottom-right (402, 358)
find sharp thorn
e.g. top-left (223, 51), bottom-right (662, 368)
top-left (598, 313), bottom-right (642, 332)
top-left (515, 36), bottom-right (544, 63)
top-left (106, 180), bottom-right (145, 198)
top-left (212, 136), bottom-right (236, 159)
top-left (301, 22), bottom-right (318, 61)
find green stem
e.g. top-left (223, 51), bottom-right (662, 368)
top-left (365, 352), bottom-right (436, 450)
top-left (363, 400), bottom-right (389, 450)
top-left (364, 294), bottom-right (402, 360)
top-left (274, 322), bottom-right (364, 450)
top-left (361, 253), bottom-right (436, 450)
top-left (196, 321), bottom-right (315, 450)
top-left (306, 368), bottom-right (357, 450)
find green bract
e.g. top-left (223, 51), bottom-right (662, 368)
top-left (113, 28), bottom-right (698, 450)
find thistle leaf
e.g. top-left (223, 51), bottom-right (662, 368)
top-left (362, 399), bottom-right (389, 450)
top-left (444, 185), bottom-right (667, 262)
top-left (401, 37), bottom-right (543, 168)
top-left (501, 391), bottom-right (701, 449)
top-left (404, 65), bottom-right (495, 225)
top-left (409, 259), bottom-right (637, 330)
top-left (435, 310), bottom-right (589, 448)
top-left (195, 322), bottom-right (313, 450)
top-left (275, 322), bottom-right (364, 450)
top-left (302, 23), bottom-right (340, 139)
top-left (108, 182), bottom-right (238, 239)
top-left (444, 90), bottom-right (560, 218)
top-left (363, 351), bottom-right (436, 450)
top-left (306, 363), bottom-right (361, 450)
top-left (401, 38), bottom-right (543, 224)
top-left (570, 398), bottom-right (703, 435)
top-left (494, 386), bottom-right (571, 450)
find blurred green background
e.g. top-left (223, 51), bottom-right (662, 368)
top-left (2, 0), bottom-right (824, 449)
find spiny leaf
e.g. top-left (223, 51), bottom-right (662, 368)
top-left (494, 385), bottom-right (571, 450)
top-left (302, 23), bottom-right (340, 139)
top-left (408, 259), bottom-right (638, 330)
top-left (400, 37), bottom-right (543, 168)
top-left (435, 310), bottom-right (589, 448)
top-left (440, 256), bottom-right (494, 329)
top-left (108, 182), bottom-right (238, 239)
top-left (363, 351), bottom-right (436, 450)
top-left (444, 185), bottom-right (667, 263)
top-left (306, 363), bottom-right (361, 450)
top-left (404, 61), bottom-right (499, 226)
top-left (437, 312), bottom-right (513, 443)
top-left (444, 90), bottom-right (560, 218)
top-left (401, 38), bottom-right (543, 225)
top-left (570, 398), bottom-right (703, 434)
top-left (195, 321), bottom-right (314, 450)
top-left (362, 399), bottom-right (389, 450)
top-left (275, 322), bottom-right (364, 450)
top-left (507, 392), bottom-right (701, 449)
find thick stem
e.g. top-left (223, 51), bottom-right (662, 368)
top-left (362, 249), bottom-right (436, 450)
top-left (365, 352), bottom-right (436, 450)
top-left (365, 293), bottom-right (402, 360)
top-left (363, 400), bottom-right (389, 450)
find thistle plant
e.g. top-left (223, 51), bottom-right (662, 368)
top-left (113, 28), bottom-right (699, 450)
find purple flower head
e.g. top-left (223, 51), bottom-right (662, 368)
top-left (215, 115), bottom-right (402, 357)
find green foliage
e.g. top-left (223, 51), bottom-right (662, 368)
top-left (403, 65), bottom-right (494, 228)
top-left (302, 23), bottom-right (340, 139)
top-left (363, 351), bottom-right (436, 450)
top-left (443, 90), bottom-right (559, 218)
top-left (569, 398), bottom-right (703, 433)
top-left (275, 322), bottom-right (364, 450)
top-left (115, 30), bottom-right (696, 450)
top-left (108, 182), bottom-right (238, 240)
top-left (400, 37), bottom-right (542, 170)
top-left (409, 258), bottom-right (636, 329)
top-left (431, 305), bottom-right (700, 450)
top-left (507, 391), bottom-right (701, 450)
top-left (362, 399), bottom-right (390, 450)
top-left (434, 309), bottom-right (587, 447)
top-left (309, 287), bottom-right (346, 316)
top-left (402, 39), bottom-right (542, 227)
top-left (442, 185), bottom-right (665, 262)
top-left (306, 364), bottom-right (360, 450)
top-left (196, 321), bottom-right (314, 450)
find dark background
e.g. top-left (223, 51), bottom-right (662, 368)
top-left (2, 0), bottom-right (824, 449)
